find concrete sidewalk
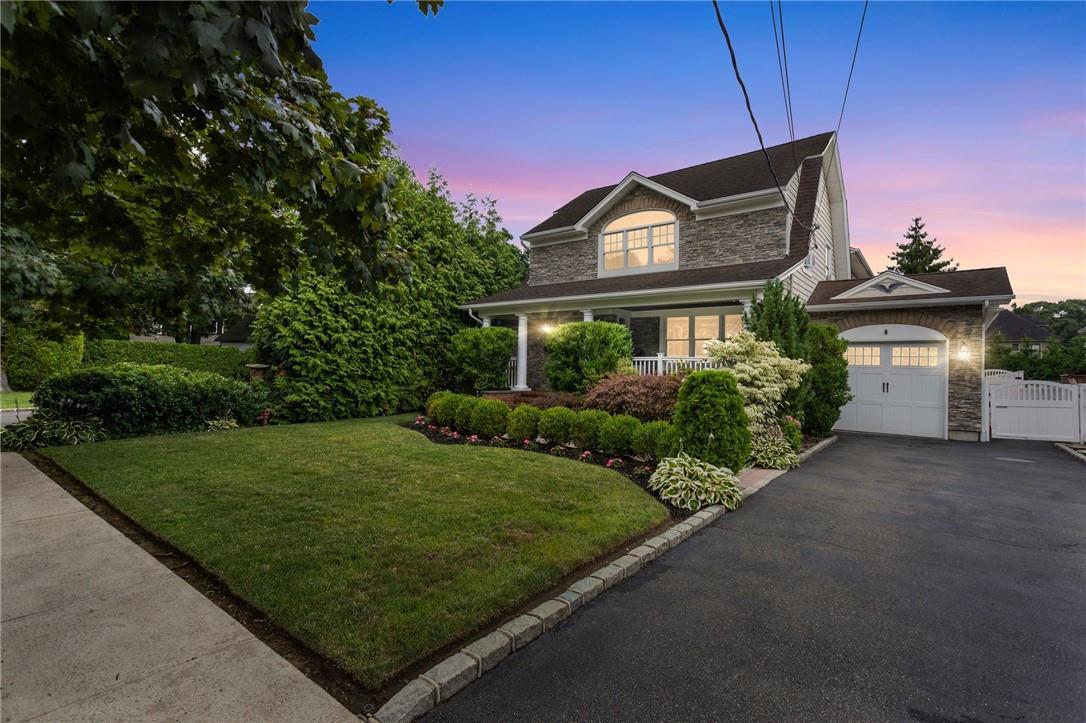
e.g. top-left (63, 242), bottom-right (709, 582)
top-left (1, 453), bottom-right (356, 722)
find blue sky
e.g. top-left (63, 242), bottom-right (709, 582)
top-left (311, 1), bottom-right (1086, 302)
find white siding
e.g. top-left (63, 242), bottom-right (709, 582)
top-left (784, 167), bottom-right (836, 301)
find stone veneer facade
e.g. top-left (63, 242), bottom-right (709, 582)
top-left (809, 305), bottom-right (987, 441)
top-left (528, 186), bottom-right (787, 286)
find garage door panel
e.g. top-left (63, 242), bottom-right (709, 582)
top-left (836, 340), bottom-right (945, 439)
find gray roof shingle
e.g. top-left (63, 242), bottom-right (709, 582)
top-left (806, 268), bottom-right (1014, 307)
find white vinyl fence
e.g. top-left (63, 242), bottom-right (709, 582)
top-left (984, 373), bottom-right (1085, 443)
top-left (633, 354), bottom-right (721, 376)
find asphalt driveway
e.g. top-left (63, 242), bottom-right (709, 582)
top-left (429, 434), bottom-right (1086, 722)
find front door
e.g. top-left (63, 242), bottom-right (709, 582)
top-left (836, 343), bottom-right (946, 439)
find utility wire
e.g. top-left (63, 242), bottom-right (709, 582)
top-left (775, 0), bottom-right (798, 167)
top-left (836, 0), bottom-right (870, 134)
top-left (768, 2), bottom-right (794, 161)
top-left (710, 0), bottom-right (812, 231)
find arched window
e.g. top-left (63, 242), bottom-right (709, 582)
top-left (600, 210), bottom-right (677, 274)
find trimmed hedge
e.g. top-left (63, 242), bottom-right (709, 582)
top-left (632, 420), bottom-right (672, 457)
top-left (471, 399), bottom-right (509, 438)
top-left (673, 370), bottom-right (751, 471)
top-left (448, 327), bottom-right (517, 392)
top-left (597, 414), bottom-right (641, 456)
top-left (582, 373), bottom-right (680, 422)
top-left (84, 339), bottom-right (250, 379)
top-left (506, 404), bottom-right (542, 441)
top-left (33, 363), bottom-right (265, 438)
top-left (544, 321), bottom-right (633, 392)
top-left (571, 409), bottom-right (609, 450)
top-left (455, 396), bottom-right (483, 433)
top-left (538, 406), bottom-right (576, 443)
top-left (2, 329), bottom-right (84, 390)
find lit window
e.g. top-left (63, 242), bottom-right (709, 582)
top-left (891, 346), bottom-right (938, 367)
top-left (664, 314), bottom-right (742, 357)
top-left (601, 210), bottom-right (677, 273)
top-left (845, 346), bottom-right (881, 366)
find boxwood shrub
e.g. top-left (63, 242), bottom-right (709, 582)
top-left (429, 393), bottom-right (464, 427)
top-left (543, 321), bottom-right (633, 393)
top-left (2, 329), bottom-right (84, 390)
top-left (572, 409), bottom-right (609, 450)
top-left (84, 339), bottom-right (250, 379)
top-left (597, 414), bottom-right (641, 456)
top-left (454, 396), bottom-right (483, 433)
top-left (673, 370), bottom-right (750, 470)
top-left (506, 404), bottom-right (542, 441)
top-left (471, 399), bottom-right (509, 438)
top-left (33, 363), bottom-right (265, 438)
top-left (538, 406), bottom-right (576, 443)
top-left (631, 420), bottom-right (672, 458)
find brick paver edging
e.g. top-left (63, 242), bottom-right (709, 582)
top-left (371, 505), bottom-right (727, 723)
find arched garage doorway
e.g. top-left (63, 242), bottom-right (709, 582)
top-left (836, 324), bottom-right (948, 439)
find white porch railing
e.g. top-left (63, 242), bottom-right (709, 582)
top-left (507, 357), bottom-right (517, 389)
top-left (633, 353), bottom-right (721, 376)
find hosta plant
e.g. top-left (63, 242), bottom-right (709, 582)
top-left (648, 452), bottom-right (743, 511)
top-left (749, 423), bottom-right (798, 470)
top-left (206, 417), bottom-right (240, 432)
top-left (0, 412), bottom-right (106, 451)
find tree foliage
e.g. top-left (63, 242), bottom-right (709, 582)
top-left (1, 1), bottom-right (438, 330)
top-left (544, 322), bottom-right (633, 393)
top-left (448, 327), bottom-right (517, 392)
top-left (745, 279), bottom-right (809, 359)
top-left (673, 370), bottom-right (751, 471)
top-left (803, 323), bottom-right (852, 436)
top-left (1012, 300), bottom-right (1086, 343)
top-left (988, 333), bottom-right (1086, 381)
top-left (704, 331), bottom-right (810, 426)
top-left (251, 165), bottom-right (526, 421)
top-left (888, 217), bottom-right (957, 274)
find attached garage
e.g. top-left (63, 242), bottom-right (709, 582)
top-left (806, 268), bottom-right (1014, 441)
top-left (835, 326), bottom-right (947, 439)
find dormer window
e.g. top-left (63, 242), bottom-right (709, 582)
top-left (599, 210), bottom-right (678, 275)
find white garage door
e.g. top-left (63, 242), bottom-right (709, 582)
top-left (836, 342), bottom-right (946, 438)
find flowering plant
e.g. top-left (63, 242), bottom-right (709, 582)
top-left (704, 330), bottom-right (810, 424)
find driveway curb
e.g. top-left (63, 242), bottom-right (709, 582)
top-left (371, 505), bottom-right (728, 723)
top-left (1054, 442), bottom-right (1086, 465)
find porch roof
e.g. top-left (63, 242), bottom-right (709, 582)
top-left (464, 256), bottom-right (799, 310)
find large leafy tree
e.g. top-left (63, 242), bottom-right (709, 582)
top-left (888, 217), bottom-right (957, 274)
top-left (1, 1), bottom-right (436, 331)
top-left (1013, 299), bottom-right (1086, 343)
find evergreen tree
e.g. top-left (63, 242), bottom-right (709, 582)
top-left (744, 279), bottom-right (810, 418)
top-left (888, 217), bottom-right (958, 274)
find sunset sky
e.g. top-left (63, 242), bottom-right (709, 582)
top-left (312, 1), bottom-right (1085, 303)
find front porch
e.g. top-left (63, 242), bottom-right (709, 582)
top-left (487, 302), bottom-right (748, 391)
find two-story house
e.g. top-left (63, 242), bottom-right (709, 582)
top-left (464, 132), bottom-right (1014, 441)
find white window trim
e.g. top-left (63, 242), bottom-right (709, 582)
top-left (598, 212), bottom-right (680, 277)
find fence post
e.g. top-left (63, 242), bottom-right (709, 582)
top-left (656, 352), bottom-right (665, 376)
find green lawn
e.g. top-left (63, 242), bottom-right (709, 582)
top-left (44, 417), bottom-right (668, 689)
top-left (0, 391), bottom-right (33, 409)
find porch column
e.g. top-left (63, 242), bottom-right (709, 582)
top-left (742, 298), bottom-right (752, 325)
top-left (656, 351), bottom-right (665, 375)
top-left (514, 313), bottom-right (529, 390)
top-left (480, 315), bottom-right (491, 327)
top-left (581, 309), bottom-right (594, 322)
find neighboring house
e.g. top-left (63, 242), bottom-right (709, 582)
top-left (985, 309), bottom-right (1049, 352)
top-left (463, 132), bottom-right (1015, 441)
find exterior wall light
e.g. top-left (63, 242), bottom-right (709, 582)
top-left (957, 344), bottom-right (971, 362)
top-left (541, 324), bottom-right (555, 335)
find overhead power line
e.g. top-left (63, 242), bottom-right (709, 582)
top-left (710, 0), bottom-right (813, 232)
top-left (775, 0), bottom-right (798, 167)
top-left (768, 1), bottom-right (795, 165)
top-left (836, 0), bottom-right (870, 134)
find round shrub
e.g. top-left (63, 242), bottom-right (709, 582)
top-left (454, 396), bottom-right (482, 433)
top-left (426, 391), bottom-right (454, 419)
top-left (430, 393), bottom-right (464, 427)
top-left (470, 399), bottom-right (509, 438)
top-left (656, 423), bottom-right (681, 459)
top-left (632, 420), bottom-right (672, 458)
top-left (33, 363), bottom-right (265, 438)
top-left (543, 321), bottom-right (633, 393)
top-left (2, 329), bottom-right (84, 390)
top-left (506, 404), bottom-right (542, 441)
top-left (448, 327), bottom-right (517, 392)
top-left (582, 373), bottom-right (680, 421)
top-left (538, 406), bottom-right (576, 443)
top-left (572, 409), bottom-right (609, 449)
top-left (649, 452), bottom-right (744, 511)
top-left (597, 414), bottom-right (640, 456)
top-left (673, 370), bottom-right (751, 470)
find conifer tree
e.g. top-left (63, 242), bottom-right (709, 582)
top-left (888, 217), bottom-right (957, 274)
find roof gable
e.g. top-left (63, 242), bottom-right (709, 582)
top-left (525, 132), bottom-right (835, 238)
top-left (807, 267), bottom-right (1014, 308)
top-left (830, 270), bottom-right (950, 300)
